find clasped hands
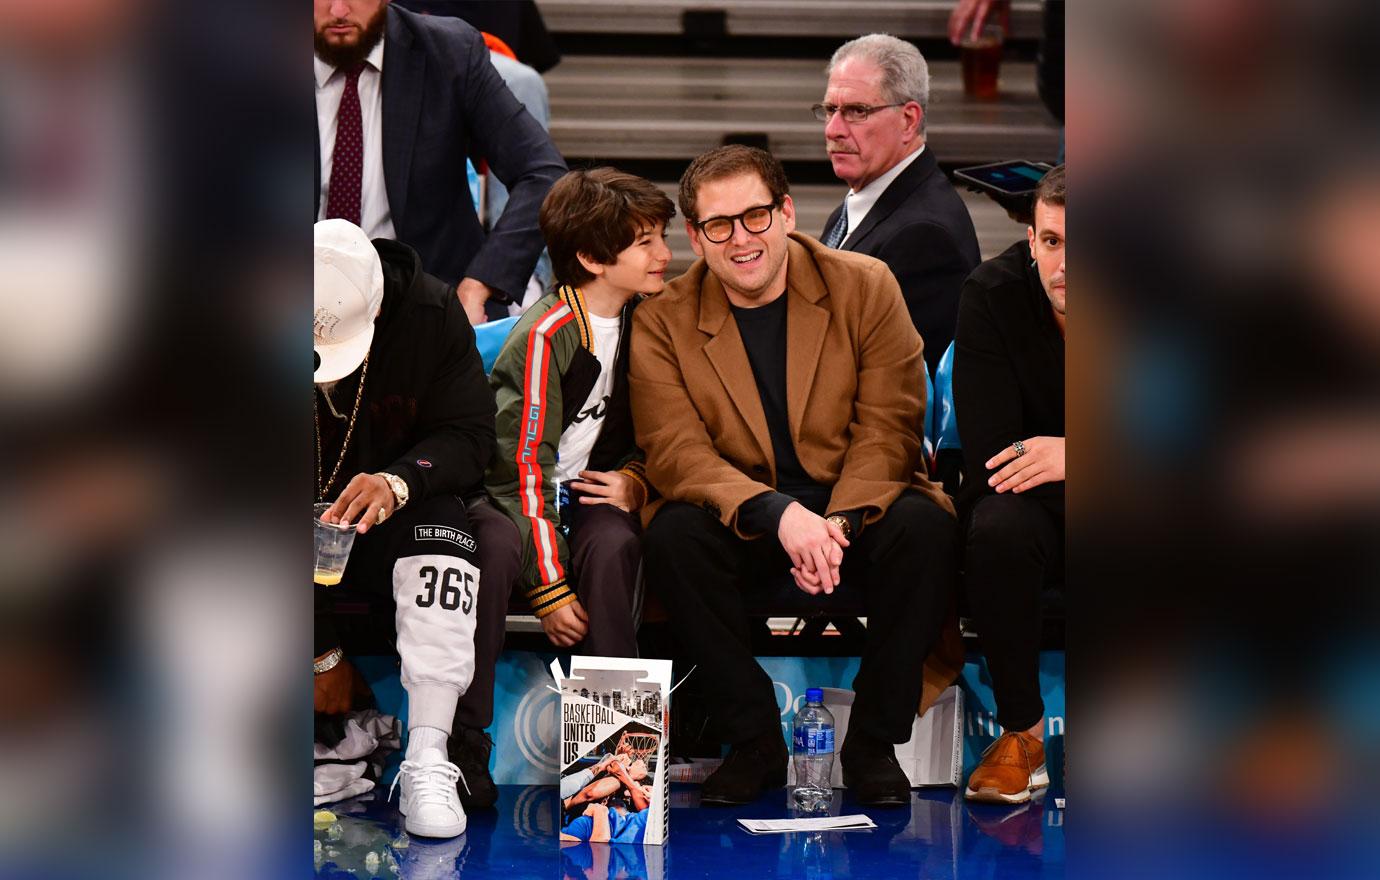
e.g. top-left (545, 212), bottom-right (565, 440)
top-left (777, 502), bottom-right (850, 596)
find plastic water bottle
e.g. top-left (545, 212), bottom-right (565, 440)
top-left (792, 688), bottom-right (835, 810)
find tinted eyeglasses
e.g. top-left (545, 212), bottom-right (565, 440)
top-left (810, 102), bottom-right (906, 124)
top-left (693, 202), bottom-right (778, 244)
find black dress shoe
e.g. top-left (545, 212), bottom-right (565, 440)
top-left (840, 730), bottom-right (911, 807)
top-left (701, 730), bottom-right (788, 806)
top-left (447, 726), bottom-right (499, 809)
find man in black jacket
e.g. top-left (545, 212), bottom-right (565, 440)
top-left (953, 165), bottom-right (1064, 805)
top-left (817, 33), bottom-right (981, 376)
top-left (313, 219), bottom-right (498, 838)
top-left (313, 0), bottom-right (567, 322)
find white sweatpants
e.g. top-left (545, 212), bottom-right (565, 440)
top-left (392, 553), bottom-right (480, 732)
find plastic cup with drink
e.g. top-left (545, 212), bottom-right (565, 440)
top-left (314, 502), bottom-right (357, 586)
top-left (960, 23), bottom-right (1005, 100)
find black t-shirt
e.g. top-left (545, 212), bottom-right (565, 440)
top-left (731, 294), bottom-right (838, 534)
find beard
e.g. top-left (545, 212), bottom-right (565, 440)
top-left (314, 4), bottom-right (387, 71)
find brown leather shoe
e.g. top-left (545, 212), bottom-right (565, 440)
top-left (965, 730), bottom-right (1048, 804)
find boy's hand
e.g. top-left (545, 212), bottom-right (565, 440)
top-left (541, 599), bottom-right (589, 647)
top-left (571, 470), bottom-right (640, 512)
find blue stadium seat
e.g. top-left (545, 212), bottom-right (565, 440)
top-left (474, 315), bottom-right (519, 374)
top-left (932, 341), bottom-right (960, 453)
top-left (924, 368), bottom-right (936, 462)
top-left (931, 341), bottom-right (963, 497)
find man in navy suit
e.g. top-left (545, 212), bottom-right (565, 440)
top-left (314, 0), bottom-right (566, 324)
top-left (817, 34), bottom-right (980, 377)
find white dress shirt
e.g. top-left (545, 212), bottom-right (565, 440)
top-left (840, 144), bottom-right (925, 247)
top-left (315, 39), bottom-right (395, 240)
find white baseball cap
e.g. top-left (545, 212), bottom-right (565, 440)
top-left (314, 219), bottom-right (384, 384)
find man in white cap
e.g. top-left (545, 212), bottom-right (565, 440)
top-left (313, 218), bottom-right (499, 837)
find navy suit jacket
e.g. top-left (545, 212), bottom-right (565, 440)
top-left (822, 148), bottom-right (980, 376)
top-left (315, 5), bottom-right (566, 301)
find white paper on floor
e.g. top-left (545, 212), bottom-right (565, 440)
top-left (737, 815), bottom-right (877, 834)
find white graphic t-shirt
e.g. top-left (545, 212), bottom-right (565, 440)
top-left (555, 313), bottom-right (622, 484)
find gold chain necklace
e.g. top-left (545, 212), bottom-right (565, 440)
top-left (315, 354), bottom-right (370, 502)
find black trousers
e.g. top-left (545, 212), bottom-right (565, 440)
top-left (963, 493), bottom-right (1063, 733)
top-left (642, 491), bottom-right (958, 745)
top-left (455, 497), bottom-right (642, 731)
top-left (454, 497), bottom-right (523, 731)
top-left (563, 503), bottom-right (642, 657)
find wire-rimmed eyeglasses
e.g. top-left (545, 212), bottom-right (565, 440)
top-left (810, 102), bottom-right (906, 124)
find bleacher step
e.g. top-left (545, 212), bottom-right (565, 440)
top-left (538, 0), bottom-right (1044, 40)
top-left (546, 56), bottom-right (1060, 165)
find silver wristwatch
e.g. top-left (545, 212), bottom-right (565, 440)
top-left (375, 471), bottom-right (409, 511)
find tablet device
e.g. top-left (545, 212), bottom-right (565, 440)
top-left (953, 160), bottom-right (1054, 196)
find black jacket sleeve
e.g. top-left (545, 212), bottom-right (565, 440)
top-left (737, 490), bottom-right (797, 537)
top-left (385, 294), bottom-right (497, 501)
top-left (452, 23), bottom-right (566, 301)
top-left (873, 221), bottom-right (977, 377)
top-left (738, 492), bottom-right (866, 539)
top-left (953, 280), bottom-right (1026, 492)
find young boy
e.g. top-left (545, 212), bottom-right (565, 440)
top-left (484, 168), bottom-right (674, 654)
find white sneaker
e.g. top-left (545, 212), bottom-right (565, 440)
top-left (390, 748), bottom-right (468, 838)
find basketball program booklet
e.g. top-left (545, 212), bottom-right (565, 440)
top-left (550, 657), bottom-right (675, 846)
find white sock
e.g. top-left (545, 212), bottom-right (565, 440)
top-left (406, 725), bottom-right (449, 761)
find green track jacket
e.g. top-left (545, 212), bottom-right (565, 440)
top-left (485, 286), bottom-right (650, 617)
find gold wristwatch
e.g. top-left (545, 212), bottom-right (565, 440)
top-left (826, 513), bottom-right (852, 540)
top-left (375, 472), bottom-right (410, 511)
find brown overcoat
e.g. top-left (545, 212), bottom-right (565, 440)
top-left (629, 232), bottom-right (963, 716)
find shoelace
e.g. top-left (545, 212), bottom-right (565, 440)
top-left (389, 759), bottom-right (468, 807)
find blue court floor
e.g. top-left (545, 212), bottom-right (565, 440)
top-left (314, 782), bottom-right (1064, 879)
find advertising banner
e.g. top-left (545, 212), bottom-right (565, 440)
top-left (359, 650), bottom-right (1065, 786)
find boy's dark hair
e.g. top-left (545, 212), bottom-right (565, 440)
top-left (1034, 164), bottom-right (1065, 208)
top-left (678, 145), bottom-right (790, 223)
top-left (539, 168), bottom-right (676, 287)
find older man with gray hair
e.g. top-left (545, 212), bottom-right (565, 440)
top-left (816, 33), bottom-right (980, 376)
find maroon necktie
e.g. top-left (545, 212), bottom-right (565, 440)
top-left (325, 64), bottom-right (365, 226)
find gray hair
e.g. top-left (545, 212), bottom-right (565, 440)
top-left (827, 34), bottom-right (929, 134)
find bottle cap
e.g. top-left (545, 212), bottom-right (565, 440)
top-left (806, 688), bottom-right (823, 703)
